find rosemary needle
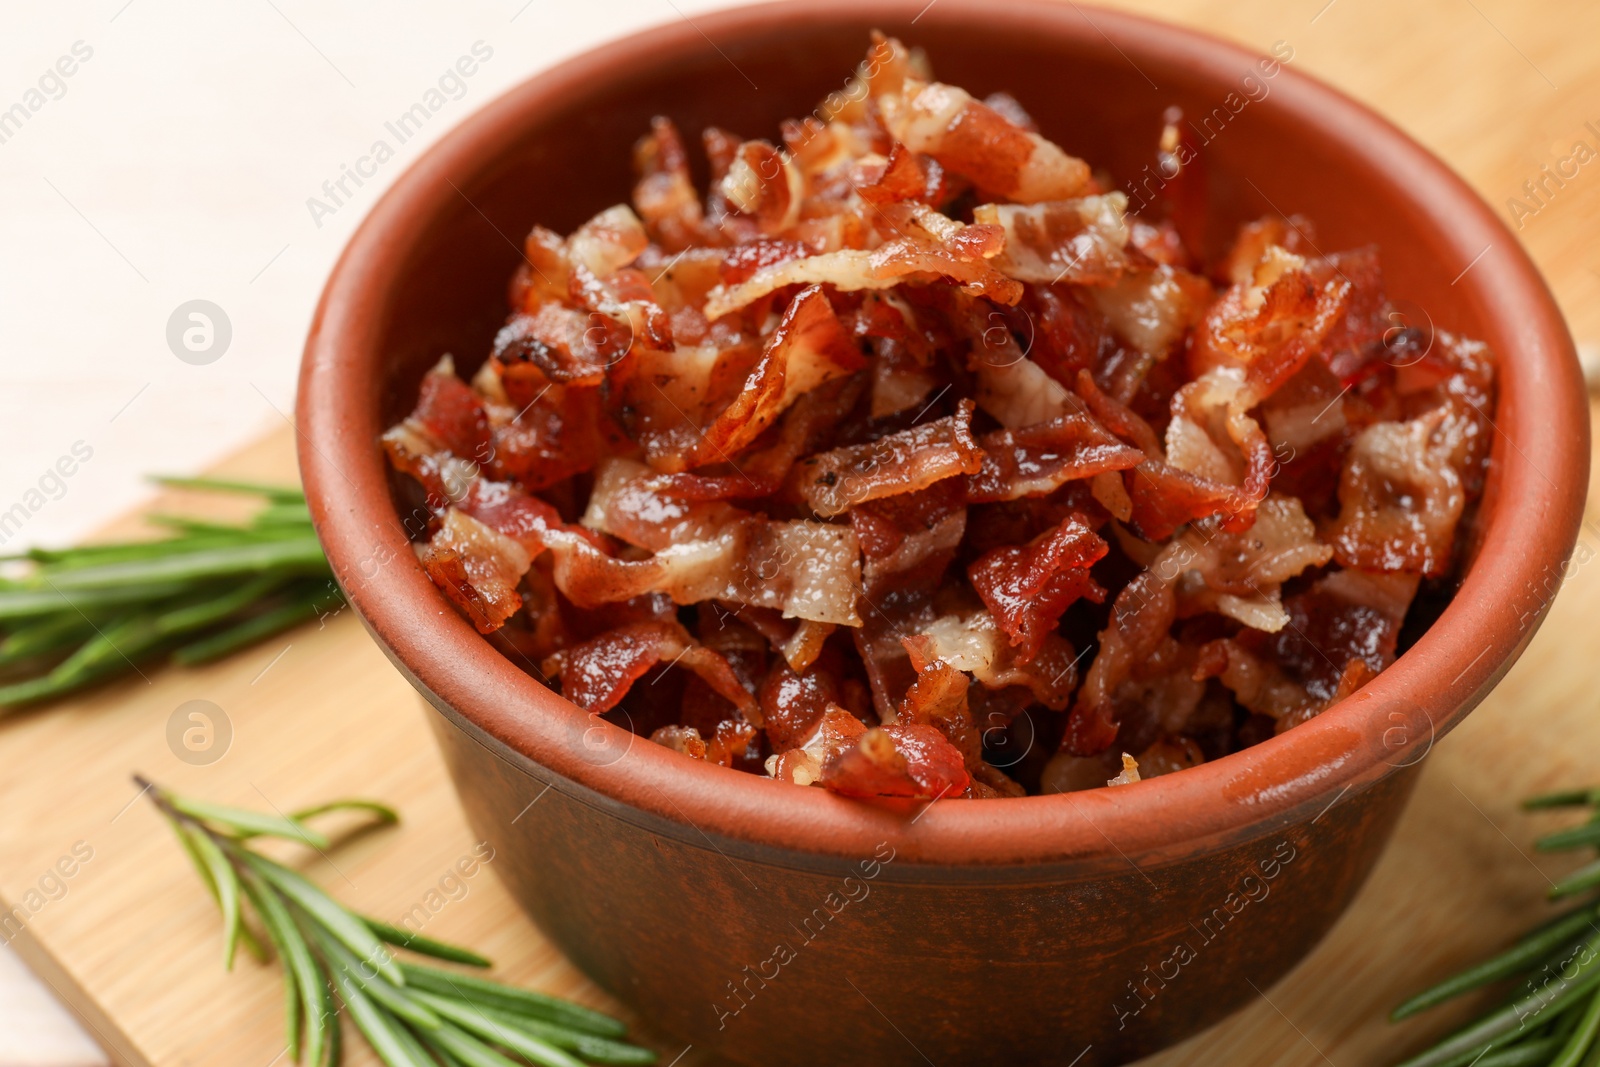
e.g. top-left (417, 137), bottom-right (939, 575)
top-left (140, 777), bottom-right (656, 1067)
top-left (1392, 788), bottom-right (1600, 1067)
top-left (0, 479), bottom-right (340, 710)
top-left (1392, 906), bottom-right (1600, 1021)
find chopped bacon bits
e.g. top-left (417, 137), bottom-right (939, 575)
top-left (968, 516), bottom-right (1107, 662)
top-left (382, 35), bottom-right (1496, 800)
top-left (795, 400), bottom-right (983, 517)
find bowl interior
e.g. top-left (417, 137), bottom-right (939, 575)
top-left (303, 0), bottom-right (1585, 868)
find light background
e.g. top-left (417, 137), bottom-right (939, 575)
top-left (1, 0), bottom-right (1595, 1063)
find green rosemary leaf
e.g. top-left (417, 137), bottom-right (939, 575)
top-left (167, 796), bottom-right (330, 849)
top-left (1552, 860), bottom-right (1600, 900)
top-left (1540, 817), bottom-right (1600, 853)
top-left (183, 826), bottom-right (244, 971)
top-left (0, 622), bottom-right (176, 708)
top-left (1551, 986), bottom-right (1600, 1067)
top-left (171, 596), bottom-right (320, 666)
top-left (253, 503), bottom-right (315, 527)
top-left (317, 955), bottom-right (342, 1067)
top-left (363, 917), bottom-right (491, 968)
top-left (422, 1021), bottom-right (530, 1067)
top-left (414, 993), bottom-right (656, 1066)
top-left (1393, 933), bottom-right (1600, 1067)
top-left (224, 798), bottom-right (395, 848)
top-left (401, 962), bottom-right (628, 1037)
top-left (0, 660), bottom-right (128, 710)
top-left (170, 821), bottom-right (268, 964)
top-left (32, 533), bottom-right (283, 569)
top-left (290, 799), bottom-right (400, 828)
top-left (0, 614), bottom-right (97, 665)
top-left (325, 955), bottom-right (435, 1067)
top-left (1526, 790), bottom-right (1600, 811)
top-left (1392, 905), bottom-right (1600, 1020)
top-left (410, 990), bottom-right (590, 1067)
top-left (246, 854), bottom-right (405, 986)
top-left (312, 925), bottom-right (443, 1031)
top-left (0, 581), bottom-right (193, 622)
top-left (153, 575), bottom-right (286, 636)
top-left (149, 475), bottom-right (307, 502)
top-left (1469, 1036), bottom-right (1565, 1066)
top-left (237, 865), bottom-right (318, 1064)
top-left (34, 538), bottom-right (326, 591)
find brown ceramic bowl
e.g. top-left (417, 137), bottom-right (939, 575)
top-left (296, 2), bottom-right (1588, 1063)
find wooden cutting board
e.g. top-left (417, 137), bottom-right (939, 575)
top-left (3, 0), bottom-right (1598, 1063)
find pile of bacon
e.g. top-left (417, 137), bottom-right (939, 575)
top-left (382, 35), bottom-right (1495, 800)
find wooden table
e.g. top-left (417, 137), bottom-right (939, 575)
top-left (2, 1), bottom-right (1597, 1064)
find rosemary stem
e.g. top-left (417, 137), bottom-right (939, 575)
top-left (1393, 906), bottom-right (1600, 1021)
top-left (1395, 932), bottom-right (1600, 1067)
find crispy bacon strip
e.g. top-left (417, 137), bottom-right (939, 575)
top-left (1197, 570), bottom-right (1415, 730)
top-left (968, 515), bottom-right (1107, 662)
top-left (878, 78), bottom-right (1090, 202)
top-left (820, 723), bottom-right (971, 798)
top-left (1067, 498), bottom-right (1332, 755)
top-left (917, 607), bottom-right (1081, 710)
top-left (966, 414), bottom-right (1145, 502)
top-left (702, 205), bottom-right (1020, 319)
top-left (463, 470), bottom-right (866, 626)
top-left (795, 400), bottom-right (983, 517)
top-left (647, 285), bottom-right (865, 472)
top-left (416, 508), bottom-right (532, 634)
top-left (974, 195), bottom-right (1132, 285)
top-left (633, 117), bottom-right (707, 250)
top-left (1089, 264), bottom-right (1211, 359)
top-left (548, 620), bottom-right (758, 719)
top-left (720, 140), bottom-right (804, 233)
top-left (1326, 409), bottom-right (1466, 576)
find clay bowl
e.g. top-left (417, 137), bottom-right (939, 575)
top-left (296, 2), bottom-right (1588, 1063)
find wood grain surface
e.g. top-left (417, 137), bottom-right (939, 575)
top-left (2, 0), bottom-right (1598, 1064)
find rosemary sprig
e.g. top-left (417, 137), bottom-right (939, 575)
top-left (140, 776), bottom-right (656, 1067)
top-left (1391, 788), bottom-right (1600, 1067)
top-left (0, 478), bottom-right (339, 709)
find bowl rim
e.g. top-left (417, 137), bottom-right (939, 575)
top-left (297, 0), bottom-right (1588, 867)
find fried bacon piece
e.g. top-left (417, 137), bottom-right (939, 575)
top-left (547, 620), bottom-right (758, 719)
top-left (794, 400), bottom-right (984, 517)
top-left (551, 514), bottom-right (863, 626)
top-left (417, 508), bottom-right (531, 634)
top-left (968, 515), bottom-right (1107, 662)
top-left (720, 140), bottom-right (804, 234)
top-left (974, 195), bottom-right (1133, 285)
top-left (407, 357), bottom-right (490, 460)
top-left (966, 414), bottom-right (1145, 502)
top-left (381, 34), bottom-right (1496, 800)
top-left (452, 469), bottom-right (865, 627)
top-left (877, 78), bottom-right (1090, 202)
top-left (917, 607), bottom-right (1081, 710)
top-left (1325, 409), bottom-right (1468, 576)
top-left (850, 480), bottom-right (967, 597)
top-left (1188, 243), bottom-right (1362, 399)
top-left (641, 285), bottom-right (865, 471)
top-left (820, 722), bottom-right (971, 799)
top-left (1067, 498), bottom-right (1332, 755)
top-left (1169, 494), bottom-right (1334, 632)
top-left (1089, 264), bottom-right (1211, 363)
top-left (1196, 569), bottom-right (1416, 731)
top-left (633, 117), bottom-right (707, 250)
